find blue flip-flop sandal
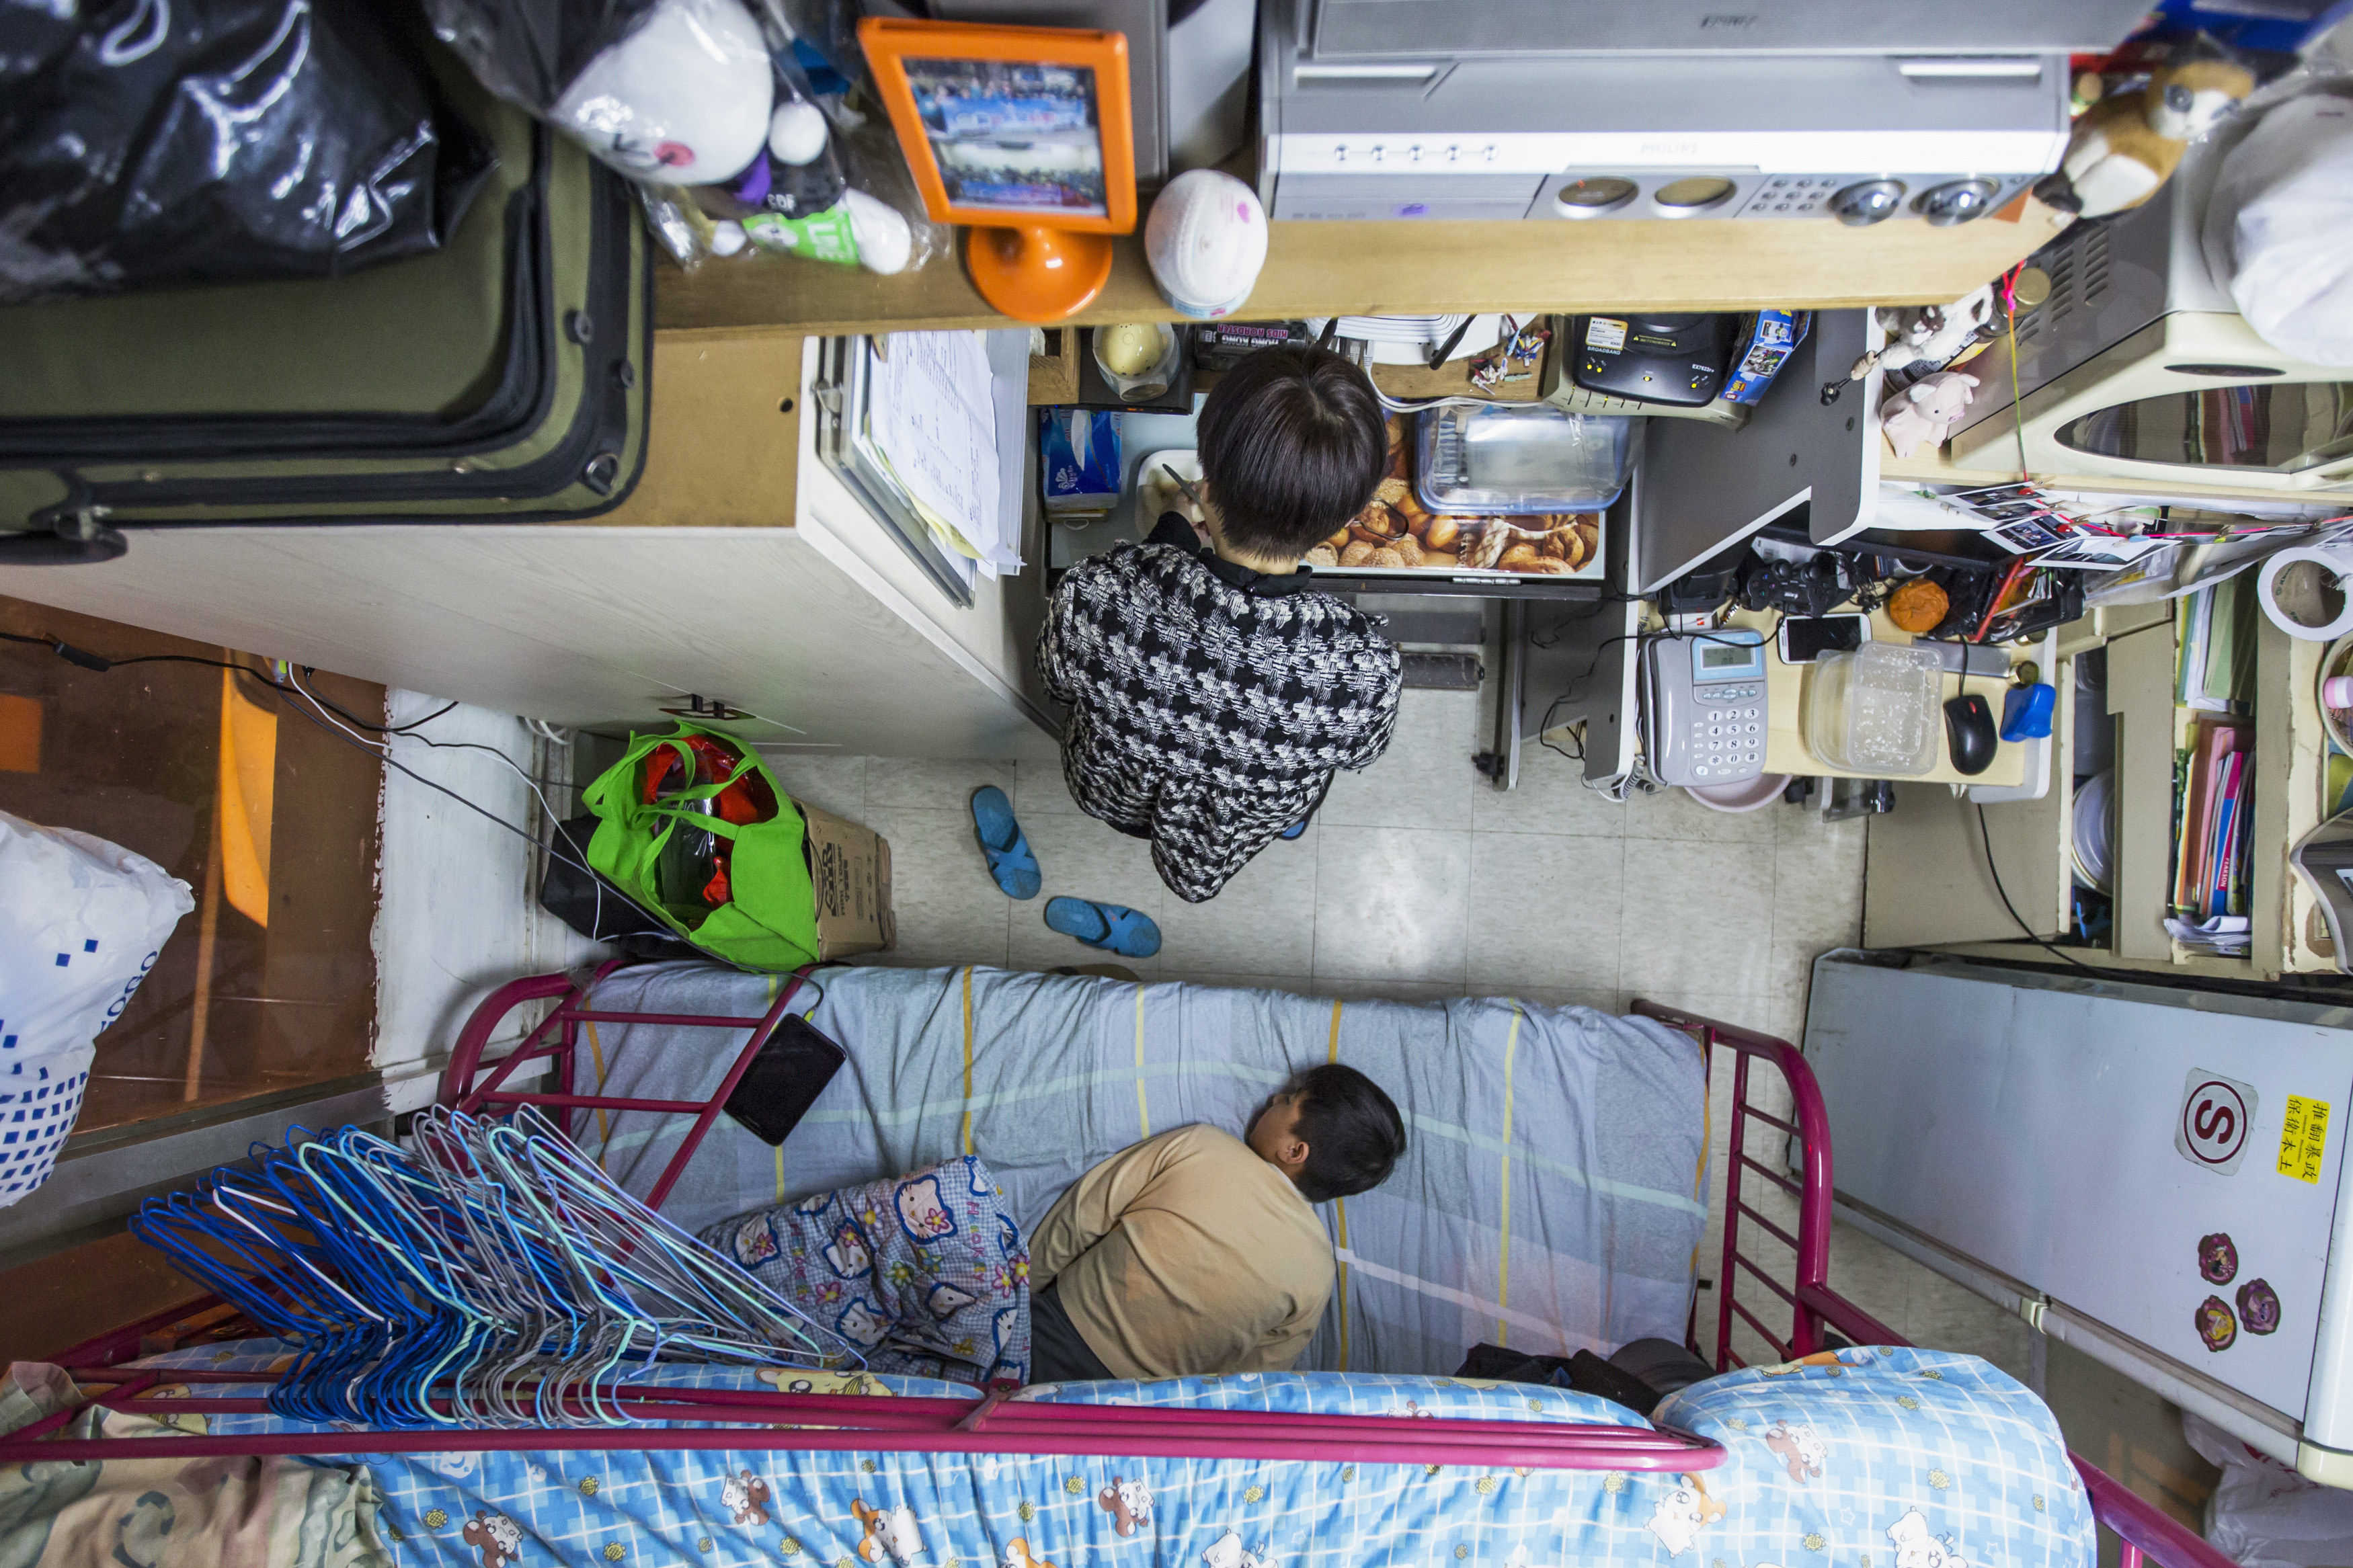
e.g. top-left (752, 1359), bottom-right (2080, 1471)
top-left (970, 786), bottom-right (1041, 899)
top-left (1044, 896), bottom-right (1162, 958)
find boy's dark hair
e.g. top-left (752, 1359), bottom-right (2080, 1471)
top-left (1193, 345), bottom-right (1387, 558)
top-left (1284, 1062), bottom-right (1406, 1204)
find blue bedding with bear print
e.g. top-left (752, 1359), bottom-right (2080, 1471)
top-left (104, 1341), bottom-right (2093, 1568)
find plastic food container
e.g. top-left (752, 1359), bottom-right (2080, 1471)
top-left (1414, 405), bottom-right (1636, 514)
top-left (1805, 643), bottom-right (1944, 776)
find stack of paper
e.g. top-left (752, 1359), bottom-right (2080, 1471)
top-left (2172, 717), bottom-right (2253, 919)
top-left (866, 331), bottom-right (1020, 578)
top-left (2176, 575), bottom-right (2256, 714)
top-left (2165, 913), bottom-right (2252, 956)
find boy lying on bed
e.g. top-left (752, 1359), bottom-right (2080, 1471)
top-left (1025, 1064), bottom-right (1407, 1383)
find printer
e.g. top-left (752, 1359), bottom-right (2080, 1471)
top-left (1257, 0), bottom-right (2153, 224)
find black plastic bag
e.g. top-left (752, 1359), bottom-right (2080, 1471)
top-left (0, 0), bottom-right (493, 302)
top-left (421, 0), bottom-right (662, 112)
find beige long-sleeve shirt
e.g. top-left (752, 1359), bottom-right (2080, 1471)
top-left (1028, 1123), bottom-right (1334, 1380)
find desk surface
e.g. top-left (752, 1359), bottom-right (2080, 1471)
top-left (1724, 605), bottom-right (2031, 788)
top-left (657, 204), bottom-right (2072, 336)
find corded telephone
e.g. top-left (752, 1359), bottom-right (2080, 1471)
top-left (1639, 629), bottom-right (1770, 786)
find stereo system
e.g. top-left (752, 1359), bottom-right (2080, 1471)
top-left (1256, 0), bottom-right (2155, 224)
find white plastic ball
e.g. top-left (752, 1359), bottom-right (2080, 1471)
top-left (708, 219), bottom-right (748, 257)
top-left (1144, 169), bottom-right (1267, 319)
top-left (768, 99), bottom-right (830, 165)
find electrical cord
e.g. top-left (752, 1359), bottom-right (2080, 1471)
top-left (1528, 625), bottom-right (1762, 788)
top-left (1, 630), bottom-right (456, 733)
top-left (1535, 692), bottom-right (1585, 764)
top-left (1, 628), bottom-right (612, 894)
top-left (1975, 802), bottom-right (2093, 971)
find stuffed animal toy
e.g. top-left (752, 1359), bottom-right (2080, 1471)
top-left (2034, 58), bottom-right (2255, 218)
top-left (1879, 370), bottom-right (1980, 459)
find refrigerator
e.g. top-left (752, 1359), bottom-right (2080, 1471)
top-left (1804, 951), bottom-right (2353, 1485)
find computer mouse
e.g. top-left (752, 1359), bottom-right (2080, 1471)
top-left (1944, 693), bottom-right (1998, 777)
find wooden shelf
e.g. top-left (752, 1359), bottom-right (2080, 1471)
top-left (657, 204), bottom-right (2073, 337)
top-left (1871, 608), bottom-right (2331, 983)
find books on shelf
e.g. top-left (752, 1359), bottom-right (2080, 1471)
top-left (2172, 716), bottom-right (2252, 920)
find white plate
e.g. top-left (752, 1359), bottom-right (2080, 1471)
top-left (1133, 449), bottom-right (1204, 540)
top-left (1303, 315), bottom-right (1506, 366)
top-left (2071, 768), bottom-right (2114, 893)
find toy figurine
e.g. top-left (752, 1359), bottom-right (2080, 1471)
top-left (1849, 285), bottom-right (1996, 381)
top-left (1879, 370), bottom-right (1980, 460)
top-left (2033, 58), bottom-right (2256, 218)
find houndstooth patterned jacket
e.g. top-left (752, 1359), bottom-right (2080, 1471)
top-left (1037, 515), bottom-right (1402, 903)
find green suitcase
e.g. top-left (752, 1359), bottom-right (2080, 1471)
top-left (0, 51), bottom-right (651, 563)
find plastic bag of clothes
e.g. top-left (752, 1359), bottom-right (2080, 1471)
top-left (0, 809), bottom-right (192, 1207)
top-left (2182, 1412), bottom-right (2353, 1568)
top-left (0, 0), bottom-right (493, 303)
top-left (2201, 92), bottom-right (2353, 366)
top-left (428, 0), bottom-right (769, 183)
top-left (431, 0), bottom-right (934, 274)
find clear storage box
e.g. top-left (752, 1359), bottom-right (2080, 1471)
top-left (1805, 642), bottom-right (1945, 776)
top-left (1414, 405), bottom-right (1636, 515)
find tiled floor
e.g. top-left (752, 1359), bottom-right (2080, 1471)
top-left (762, 685), bottom-right (1866, 1040)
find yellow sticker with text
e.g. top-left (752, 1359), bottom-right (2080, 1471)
top-left (2278, 1096), bottom-right (2331, 1185)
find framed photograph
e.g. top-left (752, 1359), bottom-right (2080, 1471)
top-left (859, 19), bottom-right (1136, 235)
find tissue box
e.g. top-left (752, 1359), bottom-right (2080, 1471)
top-left (1039, 407), bottom-right (1122, 518)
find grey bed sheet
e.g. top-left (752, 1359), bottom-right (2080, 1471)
top-left (568, 963), bottom-right (1709, 1376)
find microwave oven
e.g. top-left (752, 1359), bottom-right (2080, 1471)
top-left (1949, 120), bottom-right (2353, 494)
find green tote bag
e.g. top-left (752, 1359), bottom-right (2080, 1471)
top-left (580, 724), bottom-right (822, 971)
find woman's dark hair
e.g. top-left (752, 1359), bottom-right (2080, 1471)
top-left (1283, 1063), bottom-right (1406, 1204)
top-left (1193, 345), bottom-right (1387, 558)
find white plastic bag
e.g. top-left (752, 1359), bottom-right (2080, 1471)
top-left (2201, 93), bottom-right (2353, 366)
top-left (2182, 1413), bottom-right (2353, 1568)
top-left (0, 810), bottom-right (193, 1207)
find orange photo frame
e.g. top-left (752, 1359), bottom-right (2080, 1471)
top-left (858, 17), bottom-right (1135, 322)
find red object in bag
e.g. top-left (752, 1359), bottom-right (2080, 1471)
top-left (640, 734), bottom-right (777, 908)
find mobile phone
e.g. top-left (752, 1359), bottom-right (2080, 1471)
top-left (1778, 613), bottom-right (1870, 665)
top-left (723, 1014), bottom-right (847, 1146)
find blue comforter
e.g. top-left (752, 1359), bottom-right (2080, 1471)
top-left (116, 1342), bottom-right (2093, 1568)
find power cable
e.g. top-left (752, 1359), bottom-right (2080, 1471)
top-left (1, 628), bottom-right (608, 893)
top-left (1975, 802), bottom-right (2093, 972)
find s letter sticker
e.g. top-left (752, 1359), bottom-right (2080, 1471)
top-left (2177, 1069), bottom-right (2258, 1175)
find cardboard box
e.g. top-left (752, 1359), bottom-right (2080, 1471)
top-left (797, 802), bottom-right (895, 958)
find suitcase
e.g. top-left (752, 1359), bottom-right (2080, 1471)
top-left (0, 46), bottom-right (651, 564)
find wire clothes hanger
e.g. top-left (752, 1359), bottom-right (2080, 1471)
top-left (131, 1106), bottom-right (856, 1430)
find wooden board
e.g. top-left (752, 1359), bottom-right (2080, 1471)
top-left (1722, 602), bottom-right (2030, 788)
top-left (658, 204), bottom-right (2073, 336)
top-left (1367, 350), bottom-right (1541, 403)
top-left (1862, 665), bottom-right (2072, 950)
top-left (588, 331), bottom-right (803, 528)
top-left (2107, 622), bottom-right (2178, 962)
top-left (1027, 328), bottom-right (1079, 405)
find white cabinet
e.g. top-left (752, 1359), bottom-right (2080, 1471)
top-left (0, 331), bottom-right (1058, 759)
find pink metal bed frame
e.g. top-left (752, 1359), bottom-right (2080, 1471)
top-left (0, 976), bottom-right (2232, 1568)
